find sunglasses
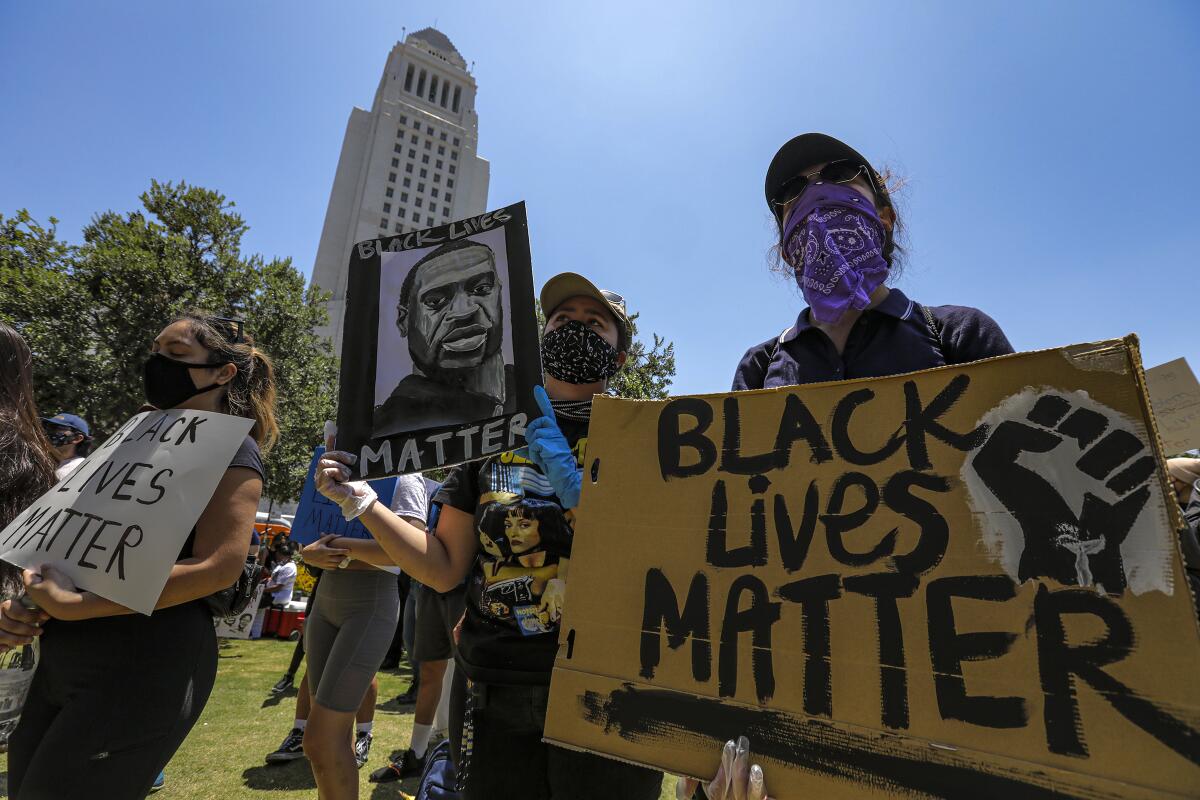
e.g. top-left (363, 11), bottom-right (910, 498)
top-left (209, 316), bottom-right (246, 344)
top-left (772, 160), bottom-right (883, 218)
top-left (599, 289), bottom-right (626, 316)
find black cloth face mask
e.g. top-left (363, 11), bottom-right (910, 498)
top-left (143, 353), bottom-right (229, 409)
top-left (541, 319), bottom-right (620, 384)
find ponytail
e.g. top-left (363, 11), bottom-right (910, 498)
top-left (175, 312), bottom-right (280, 454)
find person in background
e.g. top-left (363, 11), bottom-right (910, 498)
top-left (271, 571), bottom-right (322, 696)
top-left (1169, 457), bottom-right (1200, 595)
top-left (371, 490), bottom-right (462, 783)
top-left (286, 462), bottom-right (429, 800)
top-left (265, 540), bottom-right (298, 608)
top-left (40, 412), bottom-right (92, 481)
top-left (315, 273), bottom-right (663, 800)
top-left (264, 673), bottom-right (380, 770)
top-left (0, 321), bottom-right (58, 630)
top-left (0, 312), bottom-right (276, 799)
top-left (733, 132), bottom-right (1012, 393)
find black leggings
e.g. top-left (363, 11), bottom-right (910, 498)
top-left (8, 600), bottom-right (217, 800)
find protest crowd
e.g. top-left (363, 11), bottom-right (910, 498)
top-left (0, 131), bottom-right (1197, 800)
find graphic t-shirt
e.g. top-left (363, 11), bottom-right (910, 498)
top-left (436, 416), bottom-right (586, 684)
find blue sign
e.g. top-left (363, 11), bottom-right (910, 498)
top-left (291, 446), bottom-right (398, 545)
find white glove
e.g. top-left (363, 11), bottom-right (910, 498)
top-left (676, 737), bottom-right (768, 800)
top-left (317, 421), bottom-right (377, 521)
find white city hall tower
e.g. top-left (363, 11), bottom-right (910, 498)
top-left (311, 28), bottom-right (490, 354)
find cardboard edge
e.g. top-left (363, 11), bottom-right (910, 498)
top-left (591, 338), bottom-right (1134, 406)
top-left (1123, 334), bottom-right (1200, 637)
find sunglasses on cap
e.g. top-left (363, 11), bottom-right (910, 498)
top-left (599, 290), bottom-right (626, 316)
top-left (771, 160), bottom-right (884, 218)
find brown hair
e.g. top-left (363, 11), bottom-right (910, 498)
top-left (0, 322), bottom-right (58, 595)
top-left (175, 312), bottom-right (279, 454)
top-left (769, 166), bottom-right (908, 278)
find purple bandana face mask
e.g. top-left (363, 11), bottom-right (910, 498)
top-left (781, 182), bottom-right (890, 324)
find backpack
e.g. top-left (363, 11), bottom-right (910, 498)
top-left (415, 738), bottom-right (459, 800)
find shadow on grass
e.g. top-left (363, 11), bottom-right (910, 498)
top-left (259, 687), bottom-right (298, 709)
top-left (369, 775), bottom-right (422, 800)
top-left (242, 761), bottom-right (316, 791)
top-left (376, 695), bottom-right (417, 714)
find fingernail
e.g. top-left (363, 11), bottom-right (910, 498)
top-left (750, 765), bottom-right (763, 785)
top-left (737, 735), bottom-right (749, 757)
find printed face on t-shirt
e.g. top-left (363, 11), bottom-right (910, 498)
top-left (504, 509), bottom-right (542, 554)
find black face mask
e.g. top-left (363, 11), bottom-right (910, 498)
top-left (143, 353), bottom-right (228, 409)
top-left (541, 320), bottom-right (620, 384)
top-left (45, 428), bottom-right (76, 447)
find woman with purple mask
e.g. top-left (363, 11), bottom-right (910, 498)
top-left (733, 133), bottom-right (1013, 392)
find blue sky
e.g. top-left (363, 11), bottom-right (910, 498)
top-left (2, 1), bottom-right (1197, 394)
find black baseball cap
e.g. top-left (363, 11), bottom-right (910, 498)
top-left (764, 133), bottom-right (887, 216)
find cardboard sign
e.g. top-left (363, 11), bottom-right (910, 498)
top-left (336, 203), bottom-right (541, 477)
top-left (290, 446), bottom-right (399, 545)
top-left (213, 582), bottom-right (265, 639)
top-left (545, 337), bottom-right (1200, 799)
top-left (1146, 357), bottom-right (1200, 455)
top-left (0, 410), bottom-right (253, 615)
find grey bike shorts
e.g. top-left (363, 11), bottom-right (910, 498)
top-left (304, 568), bottom-right (400, 712)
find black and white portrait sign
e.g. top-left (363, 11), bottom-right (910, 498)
top-left (337, 203), bottom-right (541, 478)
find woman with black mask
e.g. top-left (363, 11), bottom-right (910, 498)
top-left (314, 272), bottom-right (663, 800)
top-left (0, 312), bottom-right (277, 800)
top-left (734, 133), bottom-right (1013, 392)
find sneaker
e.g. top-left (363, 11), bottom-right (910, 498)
top-left (368, 748), bottom-right (425, 783)
top-left (394, 686), bottom-right (418, 705)
top-left (270, 673), bottom-right (295, 695)
top-left (354, 731), bottom-right (373, 769)
top-left (265, 728), bottom-right (306, 763)
top-left (149, 771), bottom-right (165, 793)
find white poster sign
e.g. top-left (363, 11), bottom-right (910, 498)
top-left (214, 582), bottom-right (265, 639)
top-left (0, 410), bottom-right (253, 615)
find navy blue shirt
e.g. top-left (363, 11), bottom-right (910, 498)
top-left (733, 288), bottom-right (1013, 390)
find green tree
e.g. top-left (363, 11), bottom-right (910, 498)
top-left (0, 182), bottom-right (338, 502)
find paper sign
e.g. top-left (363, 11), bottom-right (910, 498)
top-left (1146, 357), bottom-right (1200, 455)
top-left (336, 203), bottom-right (541, 477)
top-left (0, 410), bottom-right (253, 615)
top-left (290, 446), bottom-right (398, 545)
top-left (213, 582), bottom-right (265, 639)
top-left (544, 337), bottom-right (1200, 799)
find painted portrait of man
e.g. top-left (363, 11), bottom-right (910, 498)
top-left (373, 236), bottom-right (517, 438)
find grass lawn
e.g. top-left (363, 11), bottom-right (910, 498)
top-left (0, 636), bottom-right (680, 799)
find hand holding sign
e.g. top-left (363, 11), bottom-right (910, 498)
top-left (21, 565), bottom-right (84, 621)
top-left (316, 421), bottom-right (378, 521)
top-left (675, 737), bottom-right (770, 800)
top-left (525, 386), bottom-right (582, 508)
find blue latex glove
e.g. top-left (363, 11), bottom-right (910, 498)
top-left (524, 385), bottom-right (582, 508)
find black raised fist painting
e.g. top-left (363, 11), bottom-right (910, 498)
top-left (965, 388), bottom-right (1171, 596)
